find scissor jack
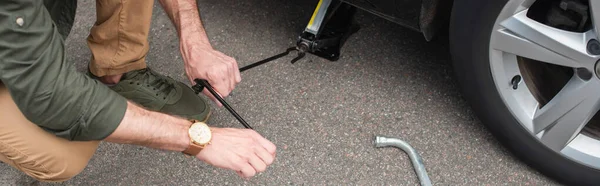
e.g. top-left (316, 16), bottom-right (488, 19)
top-left (296, 0), bottom-right (360, 61)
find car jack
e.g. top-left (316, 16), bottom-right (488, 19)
top-left (297, 0), bottom-right (360, 61)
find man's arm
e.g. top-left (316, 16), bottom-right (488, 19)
top-left (104, 101), bottom-right (190, 151)
top-left (105, 101), bottom-right (277, 178)
top-left (158, 0), bottom-right (241, 106)
top-left (158, 0), bottom-right (211, 50)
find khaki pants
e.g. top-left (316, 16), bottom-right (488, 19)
top-left (88, 0), bottom-right (154, 77)
top-left (0, 0), bottom-right (154, 182)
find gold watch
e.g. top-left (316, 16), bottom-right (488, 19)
top-left (182, 120), bottom-right (212, 156)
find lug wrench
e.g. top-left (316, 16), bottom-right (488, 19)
top-left (191, 46), bottom-right (305, 129)
top-left (374, 135), bottom-right (432, 186)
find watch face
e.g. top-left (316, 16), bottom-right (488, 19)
top-left (189, 122), bottom-right (212, 144)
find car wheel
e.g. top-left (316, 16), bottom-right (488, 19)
top-left (450, 0), bottom-right (600, 185)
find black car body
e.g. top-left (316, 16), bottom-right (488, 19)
top-left (342, 0), bottom-right (453, 41)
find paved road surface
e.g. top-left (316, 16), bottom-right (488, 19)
top-left (1, 0), bottom-right (558, 185)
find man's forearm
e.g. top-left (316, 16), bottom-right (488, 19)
top-left (104, 101), bottom-right (191, 152)
top-left (159, 0), bottom-right (212, 49)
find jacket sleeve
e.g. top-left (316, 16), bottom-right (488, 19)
top-left (0, 0), bottom-right (127, 141)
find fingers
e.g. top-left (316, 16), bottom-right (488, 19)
top-left (236, 171), bottom-right (245, 178)
top-left (202, 89), bottom-right (222, 107)
top-left (225, 55), bottom-right (239, 94)
top-left (228, 56), bottom-right (241, 84)
top-left (232, 58), bottom-right (242, 83)
top-left (227, 59), bottom-right (235, 95)
top-left (210, 59), bottom-right (234, 98)
top-left (197, 128), bottom-right (275, 179)
top-left (211, 72), bottom-right (231, 98)
top-left (249, 130), bottom-right (277, 155)
top-left (239, 145), bottom-right (272, 178)
top-left (238, 162), bottom-right (257, 178)
top-left (248, 152), bottom-right (268, 173)
top-left (254, 145), bottom-right (275, 166)
top-left (218, 52), bottom-right (240, 95)
top-left (235, 130), bottom-right (275, 178)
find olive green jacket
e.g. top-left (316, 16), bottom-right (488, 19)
top-left (0, 0), bottom-right (127, 141)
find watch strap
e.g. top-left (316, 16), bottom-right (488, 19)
top-left (183, 143), bottom-right (204, 156)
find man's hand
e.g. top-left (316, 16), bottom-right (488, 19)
top-left (157, 0), bottom-right (241, 106)
top-left (196, 128), bottom-right (277, 178)
top-left (180, 43), bottom-right (241, 106)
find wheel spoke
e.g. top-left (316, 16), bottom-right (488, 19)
top-left (590, 0), bottom-right (600, 39)
top-left (493, 10), bottom-right (595, 69)
top-left (533, 78), bottom-right (600, 151)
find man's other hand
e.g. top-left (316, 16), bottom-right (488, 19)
top-left (196, 128), bottom-right (276, 178)
top-left (181, 43), bottom-right (241, 106)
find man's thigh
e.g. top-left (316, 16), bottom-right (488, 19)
top-left (0, 85), bottom-right (100, 182)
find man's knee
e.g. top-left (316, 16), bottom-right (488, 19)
top-left (25, 162), bottom-right (86, 182)
top-left (37, 159), bottom-right (88, 182)
top-left (0, 148), bottom-right (89, 183)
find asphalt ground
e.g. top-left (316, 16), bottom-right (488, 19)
top-left (1, 0), bottom-right (559, 185)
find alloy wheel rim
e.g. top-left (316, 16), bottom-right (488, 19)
top-left (489, 0), bottom-right (600, 169)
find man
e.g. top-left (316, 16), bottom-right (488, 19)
top-left (0, 0), bottom-right (276, 182)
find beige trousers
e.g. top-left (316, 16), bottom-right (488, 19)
top-left (0, 85), bottom-right (99, 182)
top-left (0, 0), bottom-right (154, 182)
top-left (87, 0), bottom-right (155, 77)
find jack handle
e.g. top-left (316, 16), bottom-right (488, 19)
top-left (189, 45), bottom-right (309, 129)
top-left (192, 79), bottom-right (253, 130)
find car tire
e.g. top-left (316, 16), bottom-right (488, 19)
top-left (449, 0), bottom-right (600, 185)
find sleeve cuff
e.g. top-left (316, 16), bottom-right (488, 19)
top-left (85, 95), bottom-right (128, 141)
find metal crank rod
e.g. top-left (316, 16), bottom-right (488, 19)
top-left (239, 47), bottom-right (304, 72)
top-left (194, 79), bottom-right (253, 129)
top-left (192, 46), bottom-right (305, 129)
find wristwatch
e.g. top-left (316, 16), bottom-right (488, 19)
top-left (183, 120), bottom-right (212, 156)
